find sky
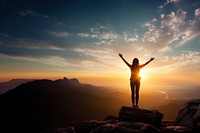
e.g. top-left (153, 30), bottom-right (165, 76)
top-left (0, 0), bottom-right (200, 93)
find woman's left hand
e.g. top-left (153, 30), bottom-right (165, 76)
top-left (150, 57), bottom-right (154, 61)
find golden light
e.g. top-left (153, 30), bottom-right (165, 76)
top-left (139, 69), bottom-right (146, 78)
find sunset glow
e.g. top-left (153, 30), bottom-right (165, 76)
top-left (0, 0), bottom-right (200, 93)
top-left (139, 69), bottom-right (146, 79)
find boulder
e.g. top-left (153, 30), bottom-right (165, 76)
top-left (119, 106), bottom-right (164, 126)
top-left (69, 105), bottom-right (193, 133)
top-left (175, 99), bottom-right (200, 132)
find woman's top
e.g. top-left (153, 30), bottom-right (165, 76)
top-left (129, 64), bottom-right (145, 83)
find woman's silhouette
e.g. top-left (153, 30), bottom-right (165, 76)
top-left (119, 53), bottom-right (154, 108)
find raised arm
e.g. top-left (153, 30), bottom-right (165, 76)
top-left (119, 53), bottom-right (131, 67)
top-left (141, 58), bottom-right (154, 68)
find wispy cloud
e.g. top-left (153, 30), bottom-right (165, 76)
top-left (0, 50), bottom-right (109, 71)
top-left (77, 30), bottom-right (118, 41)
top-left (159, 0), bottom-right (180, 9)
top-left (123, 32), bottom-right (139, 42)
top-left (72, 45), bottom-right (118, 69)
top-left (155, 91), bottom-right (169, 99)
top-left (47, 30), bottom-right (70, 37)
top-left (20, 10), bottom-right (49, 18)
top-left (77, 24), bottom-right (139, 45)
top-left (77, 33), bottom-right (90, 37)
top-left (0, 34), bottom-right (64, 50)
top-left (158, 51), bottom-right (200, 72)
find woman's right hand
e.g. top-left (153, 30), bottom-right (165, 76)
top-left (119, 53), bottom-right (122, 57)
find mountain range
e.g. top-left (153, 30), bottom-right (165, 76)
top-left (0, 79), bottom-right (33, 94)
top-left (0, 77), bottom-right (128, 132)
top-left (0, 77), bottom-right (195, 132)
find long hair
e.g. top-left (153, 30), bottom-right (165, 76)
top-left (132, 58), bottom-right (139, 67)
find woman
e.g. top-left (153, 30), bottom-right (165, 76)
top-left (119, 53), bottom-right (154, 108)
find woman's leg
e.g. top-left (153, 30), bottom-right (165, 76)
top-left (130, 81), bottom-right (135, 107)
top-left (136, 80), bottom-right (140, 106)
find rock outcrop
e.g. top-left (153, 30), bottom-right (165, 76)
top-left (69, 107), bottom-right (189, 133)
top-left (119, 106), bottom-right (163, 126)
top-left (43, 103), bottom-right (200, 133)
top-left (175, 99), bottom-right (200, 132)
top-left (41, 99), bottom-right (200, 133)
top-left (71, 120), bottom-right (159, 133)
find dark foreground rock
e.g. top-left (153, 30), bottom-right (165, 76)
top-left (71, 120), bottom-right (190, 133)
top-left (72, 120), bottom-right (159, 133)
top-left (119, 106), bottom-right (163, 126)
top-left (44, 105), bottom-right (197, 133)
top-left (175, 99), bottom-right (200, 133)
top-left (68, 107), bottom-right (189, 133)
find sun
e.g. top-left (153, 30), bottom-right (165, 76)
top-left (139, 69), bottom-right (146, 78)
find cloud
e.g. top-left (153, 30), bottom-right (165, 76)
top-left (77, 24), bottom-right (117, 40)
top-left (0, 31), bottom-right (119, 71)
top-left (160, 14), bottom-right (165, 19)
top-left (195, 8), bottom-right (200, 17)
top-left (72, 44), bottom-right (118, 69)
top-left (20, 10), bottom-right (49, 18)
top-left (166, 0), bottom-right (180, 3)
top-left (0, 47), bottom-right (98, 69)
top-left (47, 31), bottom-right (70, 37)
top-left (77, 32), bottom-right (118, 40)
top-left (158, 51), bottom-right (200, 71)
top-left (161, 10), bottom-right (187, 28)
top-left (94, 32), bottom-right (118, 40)
top-left (123, 32), bottom-right (139, 42)
top-left (0, 48), bottom-right (110, 71)
top-left (141, 8), bottom-right (200, 50)
top-left (78, 31), bottom-right (118, 41)
top-left (0, 34), bottom-right (64, 50)
top-left (77, 24), bottom-right (139, 45)
top-left (155, 91), bottom-right (169, 99)
top-left (159, 46), bottom-right (173, 53)
top-left (159, 0), bottom-right (180, 8)
top-left (177, 10), bottom-right (200, 46)
top-left (178, 26), bottom-right (200, 46)
top-left (0, 34), bottom-right (112, 70)
top-left (77, 33), bottom-right (90, 37)
top-left (89, 25), bottom-right (118, 40)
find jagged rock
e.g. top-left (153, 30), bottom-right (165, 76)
top-left (119, 106), bottom-right (163, 126)
top-left (72, 120), bottom-right (159, 133)
top-left (70, 105), bottom-right (193, 133)
top-left (90, 123), bottom-right (130, 133)
top-left (115, 122), bottom-right (159, 133)
top-left (71, 120), bottom-right (114, 133)
top-left (175, 99), bottom-right (200, 132)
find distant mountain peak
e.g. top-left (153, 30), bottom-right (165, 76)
top-left (0, 79), bottom-right (34, 94)
top-left (63, 77), bottom-right (68, 81)
top-left (54, 77), bottom-right (80, 86)
top-left (69, 78), bottom-right (79, 84)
